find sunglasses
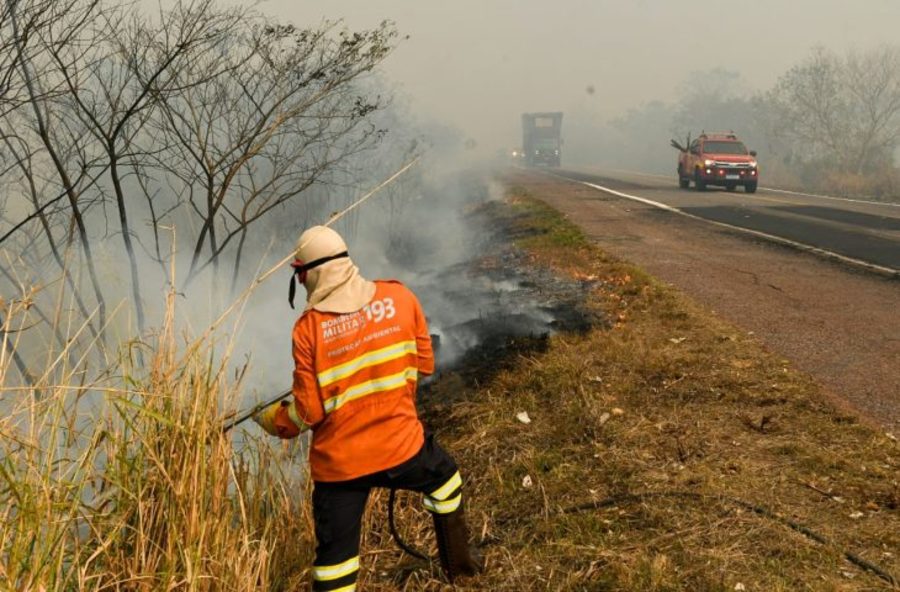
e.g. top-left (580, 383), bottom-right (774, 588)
top-left (288, 251), bottom-right (349, 309)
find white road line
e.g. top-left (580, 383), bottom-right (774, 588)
top-left (546, 171), bottom-right (900, 278)
top-left (761, 186), bottom-right (900, 207)
top-left (603, 168), bottom-right (671, 181)
top-left (596, 168), bottom-right (900, 208)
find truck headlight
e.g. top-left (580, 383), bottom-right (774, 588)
top-left (704, 159), bottom-right (714, 166)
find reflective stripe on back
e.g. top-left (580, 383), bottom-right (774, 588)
top-left (323, 367), bottom-right (418, 414)
top-left (317, 340), bottom-right (417, 387)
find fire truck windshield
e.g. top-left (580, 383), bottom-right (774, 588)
top-left (703, 141), bottom-right (748, 155)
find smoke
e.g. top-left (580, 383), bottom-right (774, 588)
top-left (215, 133), bottom-right (594, 417)
top-left (0, 15), bottom-right (543, 425)
top-left (254, 0), bottom-right (900, 161)
top-left (22, 0), bottom-right (900, 425)
top-left (226, 152), bottom-right (517, 408)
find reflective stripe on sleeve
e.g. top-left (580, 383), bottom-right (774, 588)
top-left (429, 471), bottom-right (462, 501)
top-left (317, 340), bottom-right (417, 387)
top-left (286, 402), bottom-right (308, 431)
top-left (322, 367), bottom-right (418, 414)
top-left (423, 492), bottom-right (462, 514)
top-left (312, 556), bottom-right (359, 581)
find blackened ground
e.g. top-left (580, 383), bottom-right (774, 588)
top-left (413, 201), bottom-right (604, 395)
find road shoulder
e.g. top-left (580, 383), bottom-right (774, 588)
top-left (511, 169), bottom-right (900, 433)
top-left (367, 178), bottom-right (900, 591)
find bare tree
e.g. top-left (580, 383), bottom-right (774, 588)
top-left (3, 0), bottom-right (111, 335)
top-left (47, 0), bottom-right (245, 331)
top-left (843, 47), bottom-right (900, 173)
top-left (0, 0), bottom-right (397, 354)
top-left (769, 46), bottom-right (900, 173)
top-left (152, 19), bottom-right (396, 290)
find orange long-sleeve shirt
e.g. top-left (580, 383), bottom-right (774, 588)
top-left (274, 280), bottom-right (434, 482)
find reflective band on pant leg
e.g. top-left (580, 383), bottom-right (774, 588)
top-left (312, 556), bottom-right (359, 581)
top-left (424, 492), bottom-right (462, 514)
top-left (429, 471), bottom-right (462, 501)
top-left (312, 566), bottom-right (359, 592)
top-left (313, 582), bottom-right (356, 592)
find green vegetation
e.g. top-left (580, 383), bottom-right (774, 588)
top-left (505, 189), bottom-right (590, 250)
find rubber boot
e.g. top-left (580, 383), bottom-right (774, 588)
top-left (432, 501), bottom-right (482, 582)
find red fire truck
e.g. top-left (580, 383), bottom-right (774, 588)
top-left (676, 132), bottom-right (758, 193)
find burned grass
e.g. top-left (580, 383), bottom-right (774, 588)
top-left (418, 196), bottom-right (602, 391)
top-left (359, 184), bottom-right (900, 591)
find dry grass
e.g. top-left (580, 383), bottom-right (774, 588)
top-left (357, 185), bottom-right (900, 591)
top-left (2, 183), bottom-right (897, 591)
top-left (0, 286), bottom-right (315, 591)
top-left (764, 163), bottom-right (900, 203)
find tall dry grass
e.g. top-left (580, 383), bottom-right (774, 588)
top-left (763, 160), bottom-right (900, 202)
top-left (0, 283), bottom-right (315, 591)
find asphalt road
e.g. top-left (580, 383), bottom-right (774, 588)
top-left (511, 168), bottom-right (900, 432)
top-left (551, 167), bottom-right (900, 274)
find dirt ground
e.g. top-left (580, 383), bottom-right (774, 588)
top-left (363, 187), bottom-right (899, 591)
top-left (506, 170), bottom-right (900, 434)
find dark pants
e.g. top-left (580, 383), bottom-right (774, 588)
top-left (310, 435), bottom-right (462, 591)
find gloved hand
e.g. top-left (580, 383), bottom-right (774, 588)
top-left (252, 400), bottom-right (289, 437)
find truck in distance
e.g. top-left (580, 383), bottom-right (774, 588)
top-left (672, 131), bottom-right (758, 193)
top-left (522, 112), bottom-right (563, 167)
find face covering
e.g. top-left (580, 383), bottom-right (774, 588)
top-left (288, 251), bottom-right (349, 309)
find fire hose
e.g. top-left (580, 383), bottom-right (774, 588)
top-left (215, 158), bottom-right (897, 584)
top-left (225, 393), bottom-right (900, 585)
top-left (400, 488), bottom-right (897, 584)
top-left (225, 392), bottom-right (900, 584)
top-left (397, 488), bottom-right (896, 584)
top-left (564, 491), bottom-right (897, 587)
top-left (222, 395), bottom-right (430, 562)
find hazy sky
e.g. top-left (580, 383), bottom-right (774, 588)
top-left (252, 1), bottom-right (900, 149)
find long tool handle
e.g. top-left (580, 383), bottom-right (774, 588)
top-left (222, 389), bottom-right (291, 433)
top-left (222, 157), bottom-right (421, 434)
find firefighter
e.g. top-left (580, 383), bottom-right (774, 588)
top-left (253, 225), bottom-right (481, 591)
